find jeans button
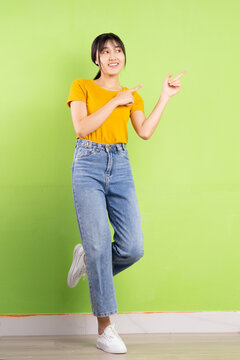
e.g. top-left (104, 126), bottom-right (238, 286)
top-left (87, 141), bottom-right (90, 146)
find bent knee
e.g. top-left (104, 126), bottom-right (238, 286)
top-left (131, 247), bottom-right (144, 262)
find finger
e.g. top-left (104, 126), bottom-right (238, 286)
top-left (172, 71), bottom-right (187, 81)
top-left (168, 81), bottom-right (181, 86)
top-left (169, 80), bottom-right (181, 85)
top-left (128, 84), bottom-right (143, 92)
top-left (169, 82), bottom-right (181, 86)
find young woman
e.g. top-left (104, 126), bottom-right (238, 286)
top-left (66, 32), bottom-right (186, 354)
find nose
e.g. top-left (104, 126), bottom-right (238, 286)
top-left (109, 51), bottom-right (119, 60)
top-left (109, 58), bottom-right (119, 63)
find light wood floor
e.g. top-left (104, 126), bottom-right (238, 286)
top-left (0, 333), bottom-right (240, 359)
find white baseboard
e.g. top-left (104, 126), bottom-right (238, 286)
top-left (0, 312), bottom-right (240, 336)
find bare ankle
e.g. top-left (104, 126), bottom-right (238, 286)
top-left (97, 316), bottom-right (111, 335)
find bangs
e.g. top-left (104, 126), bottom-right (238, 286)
top-left (98, 38), bottom-right (124, 54)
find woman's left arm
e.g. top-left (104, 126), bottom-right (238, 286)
top-left (131, 71), bottom-right (187, 140)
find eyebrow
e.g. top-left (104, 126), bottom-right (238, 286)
top-left (102, 46), bottom-right (121, 50)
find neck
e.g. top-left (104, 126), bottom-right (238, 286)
top-left (95, 74), bottom-right (121, 90)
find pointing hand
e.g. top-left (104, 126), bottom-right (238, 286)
top-left (114, 84), bottom-right (143, 106)
top-left (161, 71), bottom-right (187, 99)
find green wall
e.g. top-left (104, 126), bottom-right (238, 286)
top-left (1, 0), bottom-right (239, 314)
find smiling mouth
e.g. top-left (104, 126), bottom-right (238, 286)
top-left (108, 63), bottom-right (119, 68)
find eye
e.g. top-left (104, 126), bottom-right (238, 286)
top-left (102, 49), bottom-right (121, 54)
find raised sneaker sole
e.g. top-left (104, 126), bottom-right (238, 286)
top-left (67, 243), bottom-right (86, 288)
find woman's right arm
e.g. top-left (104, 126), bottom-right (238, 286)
top-left (70, 85), bottom-right (142, 138)
top-left (70, 98), bottom-right (119, 138)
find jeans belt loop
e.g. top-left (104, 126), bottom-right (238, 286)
top-left (121, 143), bottom-right (125, 150)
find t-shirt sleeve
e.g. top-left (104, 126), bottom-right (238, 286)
top-left (66, 79), bottom-right (87, 108)
top-left (130, 91), bottom-right (144, 115)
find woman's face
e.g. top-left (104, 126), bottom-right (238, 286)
top-left (96, 40), bottom-right (125, 75)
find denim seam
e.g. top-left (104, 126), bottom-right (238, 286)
top-left (118, 150), bottom-right (129, 160)
top-left (93, 309), bottom-right (118, 317)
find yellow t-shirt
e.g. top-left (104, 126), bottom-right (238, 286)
top-left (66, 78), bottom-right (144, 144)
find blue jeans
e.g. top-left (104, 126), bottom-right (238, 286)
top-left (72, 138), bottom-right (144, 317)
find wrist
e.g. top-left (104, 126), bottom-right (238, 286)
top-left (159, 92), bottom-right (170, 103)
top-left (110, 97), bottom-right (119, 108)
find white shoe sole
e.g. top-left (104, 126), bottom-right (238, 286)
top-left (67, 244), bottom-right (86, 288)
top-left (96, 342), bottom-right (127, 354)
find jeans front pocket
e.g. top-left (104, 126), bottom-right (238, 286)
top-left (75, 146), bottom-right (100, 160)
top-left (118, 148), bottom-right (129, 160)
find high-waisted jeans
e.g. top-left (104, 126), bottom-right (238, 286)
top-left (72, 138), bottom-right (144, 317)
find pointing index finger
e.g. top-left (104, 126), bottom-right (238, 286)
top-left (128, 84), bottom-right (143, 92)
top-left (172, 71), bottom-right (187, 81)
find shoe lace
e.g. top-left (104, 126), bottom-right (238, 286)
top-left (74, 254), bottom-right (87, 280)
top-left (105, 323), bottom-right (120, 340)
top-left (81, 258), bottom-right (87, 280)
top-left (81, 268), bottom-right (87, 280)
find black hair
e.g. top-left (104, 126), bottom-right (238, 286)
top-left (91, 33), bottom-right (126, 80)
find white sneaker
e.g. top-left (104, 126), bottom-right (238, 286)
top-left (67, 243), bottom-right (87, 288)
top-left (96, 323), bottom-right (127, 354)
